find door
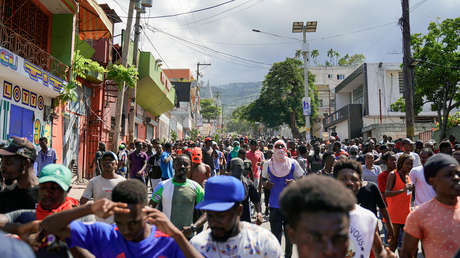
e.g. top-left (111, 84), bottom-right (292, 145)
top-left (9, 104), bottom-right (34, 142)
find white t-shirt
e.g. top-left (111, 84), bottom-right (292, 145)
top-left (261, 158), bottom-right (305, 179)
top-left (396, 152), bottom-right (422, 168)
top-left (348, 205), bottom-right (377, 258)
top-left (409, 165), bottom-right (436, 207)
top-left (361, 165), bottom-right (382, 184)
top-left (191, 222), bottom-right (283, 257)
top-left (81, 175), bottom-right (126, 223)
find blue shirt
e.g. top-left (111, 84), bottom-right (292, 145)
top-left (37, 148), bottom-right (57, 176)
top-left (67, 221), bottom-right (185, 258)
top-left (160, 151), bottom-right (174, 179)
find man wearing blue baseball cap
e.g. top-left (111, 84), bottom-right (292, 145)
top-left (190, 176), bottom-right (283, 257)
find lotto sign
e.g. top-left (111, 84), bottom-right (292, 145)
top-left (302, 97), bottom-right (311, 116)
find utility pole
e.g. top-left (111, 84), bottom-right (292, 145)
top-left (127, 6), bottom-right (142, 145)
top-left (292, 21), bottom-right (317, 142)
top-left (401, 0), bottom-right (415, 139)
top-left (301, 29), bottom-right (310, 142)
top-left (112, 0), bottom-right (136, 151)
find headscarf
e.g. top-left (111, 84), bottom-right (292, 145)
top-left (269, 140), bottom-right (292, 177)
top-left (230, 141), bottom-right (240, 159)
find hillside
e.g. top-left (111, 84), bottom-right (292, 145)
top-left (200, 82), bottom-right (262, 117)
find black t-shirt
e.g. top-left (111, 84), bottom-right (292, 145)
top-left (0, 186), bottom-right (39, 214)
top-left (308, 154), bottom-right (323, 173)
top-left (357, 182), bottom-right (386, 215)
top-left (147, 154), bottom-right (162, 179)
top-left (201, 147), bottom-right (215, 171)
top-left (241, 177), bottom-right (260, 222)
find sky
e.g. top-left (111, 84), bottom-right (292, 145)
top-left (103, 0), bottom-right (459, 85)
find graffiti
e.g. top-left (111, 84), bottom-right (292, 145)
top-left (43, 124), bottom-right (51, 143)
top-left (0, 48), bottom-right (18, 71)
top-left (23, 61), bottom-right (64, 93)
top-left (34, 119), bottom-right (41, 145)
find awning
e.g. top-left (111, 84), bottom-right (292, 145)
top-left (78, 0), bottom-right (113, 40)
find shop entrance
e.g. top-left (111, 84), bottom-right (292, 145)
top-left (9, 104), bottom-right (34, 142)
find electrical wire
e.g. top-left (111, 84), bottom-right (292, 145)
top-left (141, 28), bottom-right (170, 69)
top-left (145, 25), bottom-right (271, 67)
top-left (118, 0), bottom-right (235, 19)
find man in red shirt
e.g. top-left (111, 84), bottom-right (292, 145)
top-left (246, 139), bottom-right (263, 190)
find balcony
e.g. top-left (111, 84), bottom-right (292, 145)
top-left (323, 104), bottom-right (362, 128)
top-left (0, 22), bottom-right (69, 81)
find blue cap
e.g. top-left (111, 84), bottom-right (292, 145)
top-left (195, 176), bottom-right (245, 212)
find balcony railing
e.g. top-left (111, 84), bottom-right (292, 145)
top-left (323, 104), bottom-right (362, 128)
top-left (0, 22), bottom-right (69, 81)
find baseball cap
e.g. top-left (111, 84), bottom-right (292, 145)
top-left (402, 138), bottom-right (414, 145)
top-left (205, 137), bottom-right (212, 142)
top-left (101, 151), bottom-right (118, 161)
top-left (119, 144), bottom-right (126, 150)
top-left (0, 136), bottom-right (37, 161)
top-left (38, 164), bottom-right (72, 191)
top-left (195, 176), bottom-right (245, 212)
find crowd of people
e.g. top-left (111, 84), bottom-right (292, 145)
top-left (0, 132), bottom-right (458, 258)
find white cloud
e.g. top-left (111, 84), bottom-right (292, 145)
top-left (102, 0), bottom-right (459, 85)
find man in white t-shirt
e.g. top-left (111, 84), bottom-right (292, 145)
top-left (333, 159), bottom-right (396, 258)
top-left (396, 138), bottom-right (422, 167)
top-left (80, 151), bottom-right (125, 223)
top-left (280, 175), bottom-right (356, 258)
top-left (409, 148), bottom-right (436, 207)
top-left (191, 176), bottom-right (283, 257)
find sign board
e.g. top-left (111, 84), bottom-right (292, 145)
top-left (302, 97), bottom-right (311, 116)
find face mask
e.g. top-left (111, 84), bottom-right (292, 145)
top-left (273, 149), bottom-right (285, 160)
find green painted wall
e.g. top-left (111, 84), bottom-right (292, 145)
top-left (75, 37), bottom-right (95, 58)
top-left (51, 14), bottom-right (74, 66)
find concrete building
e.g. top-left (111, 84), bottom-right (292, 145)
top-left (309, 66), bottom-right (357, 136)
top-left (324, 63), bottom-right (436, 140)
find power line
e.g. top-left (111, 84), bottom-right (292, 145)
top-left (144, 26), bottom-right (269, 69)
top-left (179, 0), bottom-right (260, 27)
top-left (141, 28), bottom-right (170, 69)
top-left (118, 0), bottom-right (235, 19)
top-left (146, 25), bottom-right (271, 67)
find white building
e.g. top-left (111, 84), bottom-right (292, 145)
top-left (309, 66), bottom-right (357, 135)
top-left (324, 63), bottom-right (436, 140)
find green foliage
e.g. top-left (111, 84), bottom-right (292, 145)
top-left (107, 64), bottom-right (139, 89)
top-left (225, 105), bottom-right (256, 135)
top-left (189, 128), bottom-right (200, 141)
top-left (58, 51), bottom-right (106, 104)
top-left (242, 57), bottom-right (317, 138)
top-left (200, 98), bottom-right (222, 122)
top-left (389, 97), bottom-right (424, 114)
top-left (338, 54), bottom-right (365, 66)
top-left (410, 17), bottom-right (460, 138)
top-left (170, 130), bottom-right (178, 142)
top-left (326, 49), bottom-right (340, 66)
top-left (436, 112), bottom-right (460, 130)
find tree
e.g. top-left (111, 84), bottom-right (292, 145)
top-left (391, 18), bottom-right (460, 139)
top-left (326, 48), bottom-right (340, 66)
top-left (338, 53), bottom-right (365, 66)
top-left (311, 49), bottom-right (320, 65)
top-left (200, 98), bottom-right (222, 122)
top-left (243, 58), bottom-right (317, 139)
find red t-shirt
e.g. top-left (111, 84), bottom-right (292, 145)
top-left (246, 150), bottom-right (262, 179)
top-left (377, 170), bottom-right (391, 196)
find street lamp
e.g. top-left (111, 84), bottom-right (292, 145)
top-left (292, 21), bottom-right (317, 142)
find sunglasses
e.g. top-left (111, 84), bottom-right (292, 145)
top-left (274, 145), bottom-right (284, 149)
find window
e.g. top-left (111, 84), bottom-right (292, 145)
top-left (330, 99), bottom-right (335, 108)
top-left (328, 74), bottom-right (333, 79)
top-left (319, 99), bottom-right (324, 107)
top-left (399, 71), bottom-right (404, 94)
top-left (337, 74), bottom-right (345, 80)
top-left (352, 86), bottom-right (364, 104)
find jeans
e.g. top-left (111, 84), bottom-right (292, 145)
top-left (269, 208), bottom-right (292, 258)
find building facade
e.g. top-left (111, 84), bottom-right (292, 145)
top-left (324, 63), bottom-right (436, 140)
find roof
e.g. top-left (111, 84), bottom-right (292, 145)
top-left (163, 69), bottom-right (193, 81)
top-left (99, 3), bottom-right (122, 24)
